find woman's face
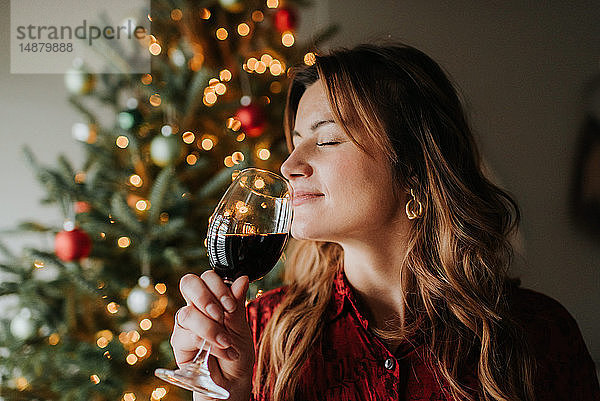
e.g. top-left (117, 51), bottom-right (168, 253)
top-left (280, 79), bottom-right (405, 242)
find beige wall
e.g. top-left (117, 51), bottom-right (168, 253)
top-left (1, 0), bottom-right (598, 373)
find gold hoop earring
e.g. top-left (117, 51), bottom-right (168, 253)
top-left (405, 188), bottom-right (424, 220)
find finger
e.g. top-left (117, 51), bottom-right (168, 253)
top-left (180, 273), bottom-right (224, 323)
top-left (201, 270), bottom-right (237, 313)
top-left (170, 324), bottom-right (202, 366)
top-left (170, 328), bottom-right (239, 368)
top-left (230, 275), bottom-right (250, 307)
top-left (176, 305), bottom-right (235, 351)
top-left (226, 276), bottom-right (250, 329)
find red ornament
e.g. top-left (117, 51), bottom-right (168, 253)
top-left (74, 201), bottom-right (91, 214)
top-left (235, 104), bottom-right (266, 138)
top-left (273, 7), bottom-right (298, 33)
top-left (55, 228), bottom-right (92, 262)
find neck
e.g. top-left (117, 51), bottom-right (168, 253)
top-left (339, 226), bottom-right (410, 331)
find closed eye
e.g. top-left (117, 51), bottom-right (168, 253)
top-left (316, 141), bottom-right (341, 147)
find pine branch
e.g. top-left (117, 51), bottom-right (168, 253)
top-left (110, 194), bottom-right (144, 234)
top-left (0, 240), bottom-right (14, 259)
top-left (195, 164), bottom-right (247, 200)
top-left (149, 166), bottom-right (176, 222)
top-left (150, 217), bottom-right (186, 241)
top-left (67, 97), bottom-right (98, 124)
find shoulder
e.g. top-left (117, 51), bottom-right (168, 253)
top-left (509, 286), bottom-right (584, 356)
top-left (509, 287), bottom-right (600, 398)
top-left (245, 286), bottom-right (288, 345)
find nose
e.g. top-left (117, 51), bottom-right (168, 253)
top-left (280, 147), bottom-right (313, 181)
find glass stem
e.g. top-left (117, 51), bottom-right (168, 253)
top-left (186, 339), bottom-right (211, 375)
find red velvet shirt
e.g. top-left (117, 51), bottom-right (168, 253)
top-left (246, 270), bottom-right (600, 401)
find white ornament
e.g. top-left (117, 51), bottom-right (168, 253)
top-left (33, 264), bottom-right (60, 282)
top-left (150, 135), bottom-right (181, 167)
top-left (10, 309), bottom-right (36, 340)
top-left (64, 67), bottom-right (93, 94)
top-left (127, 287), bottom-right (154, 315)
top-left (72, 123), bottom-right (91, 142)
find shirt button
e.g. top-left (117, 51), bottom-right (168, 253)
top-left (384, 357), bottom-right (396, 370)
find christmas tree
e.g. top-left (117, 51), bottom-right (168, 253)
top-left (0, 1), bottom-right (337, 399)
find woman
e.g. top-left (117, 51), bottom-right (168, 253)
top-left (171, 43), bottom-right (600, 401)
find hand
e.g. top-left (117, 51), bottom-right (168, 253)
top-left (171, 272), bottom-right (253, 401)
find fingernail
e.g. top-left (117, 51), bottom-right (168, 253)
top-left (227, 348), bottom-right (239, 360)
top-left (206, 303), bottom-right (223, 322)
top-left (220, 296), bottom-right (236, 313)
top-left (216, 333), bottom-right (232, 348)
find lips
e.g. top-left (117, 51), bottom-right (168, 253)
top-left (292, 191), bottom-right (324, 206)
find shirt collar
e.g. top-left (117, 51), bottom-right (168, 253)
top-left (327, 268), bottom-right (428, 358)
top-left (327, 268), bottom-right (371, 330)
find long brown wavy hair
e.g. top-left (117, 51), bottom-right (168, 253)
top-left (254, 43), bottom-right (537, 401)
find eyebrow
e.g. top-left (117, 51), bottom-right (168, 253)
top-left (292, 119), bottom-right (335, 138)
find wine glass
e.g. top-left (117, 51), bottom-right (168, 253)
top-left (155, 168), bottom-right (293, 399)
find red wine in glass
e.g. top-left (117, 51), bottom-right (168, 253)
top-left (155, 168), bottom-right (292, 399)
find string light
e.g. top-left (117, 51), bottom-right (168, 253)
top-left (189, 54), bottom-right (204, 71)
top-left (135, 200), bottom-right (149, 211)
top-left (224, 156), bottom-right (234, 167)
top-left (74, 172), bottom-right (86, 184)
top-left (219, 69), bottom-right (232, 81)
top-left (152, 387), bottom-right (168, 400)
top-left (304, 52), bottom-right (316, 65)
top-left (204, 92), bottom-right (217, 104)
top-left (201, 137), bottom-right (214, 150)
top-left (135, 345), bottom-right (148, 357)
top-left (33, 260), bottom-right (44, 268)
top-left (129, 174), bottom-right (143, 187)
top-left (149, 43), bottom-right (161, 55)
top-left (266, 0), bottom-right (279, 8)
top-left (170, 8), bottom-right (182, 21)
top-left (155, 283), bottom-right (167, 294)
top-left (48, 333), bottom-right (60, 345)
top-left (226, 117), bottom-right (242, 131)
top-left (246, 57), bottom-right (258, 71)
top-left (216, 28), bottom-right (228, 40)
top-left (159, 212), bottom-right (169, 223)
top-left (123, 391), bottom-right (136, 401)
top-left (16, 377), bottom-right (29, 391)
top-left (116, 135), bottom-right (129, 148)
top-left (107, 302), bottom-right (120, 314)
top-left (182, 131), bottom-right (195, 144)
top-left (232, 151), bottom-right (244, 164)
top-left (97, 337), bottom-right (109, 348)
top-left (261, 54), bottom-right (273, 65)
top-left (151, 296), bottom-right (169, 318)
top-left (149, 93), bottom-right (161, 107)
top-left (200, 8), bottom-right (211, 19)
top-left (118, 236), bottom-right (131, 248)
top-left (251, 10), bottom-right (264, 22)
top-left (282, 31), bottom-right (294, 47)
top-left (270, 61), bottom-right (283, 76)
top-left (90, 375), bottom-right (101, 385)
top-left (254, 178), bottom-right (265, 189)
top-left (255, 61), bottom-right (267, 74)
top-left (237, 23), bottom-right (250, 36)
top-left (215, 83), bottom-right (226, 95)
top-left (140, 318), bottom-right (152, 330)
top-left (126, 354), bottom-right (138, 365)
top-left (236, 133), bottom-right (245, 142)
top-left (141, 74), bottom-right (152, 85)
top-left (270, 81), bottom-right (282, 93)
top-left (186, 154), bottom-right (198, 165)
top-left (258, 148), bottom-right (271, 160)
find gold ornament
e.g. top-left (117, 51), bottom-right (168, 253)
top-left (405, 188), bottom-right (424, 220)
